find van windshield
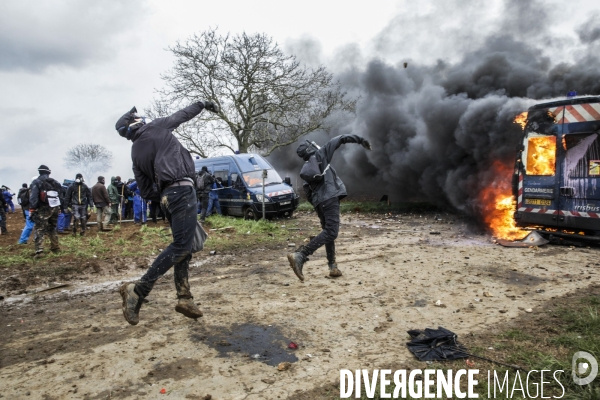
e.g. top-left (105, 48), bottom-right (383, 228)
top-left (242, 170), bottom-right (283, 188)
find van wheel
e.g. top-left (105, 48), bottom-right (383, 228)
top-left (244, 207), bottom-right (260, 221)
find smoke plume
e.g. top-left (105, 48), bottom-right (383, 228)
top-left (269, 0), bottom-right (600, 220)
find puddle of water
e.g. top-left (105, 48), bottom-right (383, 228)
top-left (410, 299), bottom-right (428, 307)
top-left (191, 323), bottom-right (298, 366)
top-left (483, 267), bottom-right (547, 286)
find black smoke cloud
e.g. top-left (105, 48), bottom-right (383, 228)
top-left (269, 0), bottom-right (600, 219)
top-left (577, 13), bottom-right (600, 44)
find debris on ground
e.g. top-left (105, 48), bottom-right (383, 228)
top-left (278, 362), bottom-right (292, 371)
top-left (407, 327), bottom-right (469, 361)
top-left (496, 231), bottom-right (549, 247)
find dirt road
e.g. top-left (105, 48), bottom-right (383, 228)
top-left (1, 212), bottom-right (598, 399)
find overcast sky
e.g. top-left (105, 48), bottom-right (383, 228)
top-left (0, 0), bottom-right (598, 194)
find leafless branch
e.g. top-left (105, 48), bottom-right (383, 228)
top-left (149, 28), bottom-right (355, 156)
top-left (63, 144), bottom-right (113, 181)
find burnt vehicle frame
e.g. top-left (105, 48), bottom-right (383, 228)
top-left (512, 96), bottom-right (600, 242)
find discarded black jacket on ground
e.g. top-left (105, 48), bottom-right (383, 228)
top-left (66, 182), bottom-right (92, 207)
top-left (302, 134), bottom-right (366, 207)
top-left (407, 327), bottom-right (469, 361)
top-left (130, 102), bottom-right (206, 201)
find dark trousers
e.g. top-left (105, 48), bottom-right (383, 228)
top-left (0, 207), bottom-right (6, 233)
top-left (199, 194), bottom-right (209, 221)
top-left (136, 185), bottom-right (197, 298)
top-left (303, 197), bottom-right (340, 264)
top-left (149, 202), bottom-right (164, 223)
top-left (108, 204), bottom-right (119, 224)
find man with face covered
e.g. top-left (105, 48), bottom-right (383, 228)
top-left (66, 173), bottom-right (92, 236)
top-left (115, 101), bottom-right (219, 325)
top-left (287, 135), bottom-right (371, 282)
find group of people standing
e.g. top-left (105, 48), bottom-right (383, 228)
top-left (10, 168), bottom-right (97, 256)
top-left (3, 166), bottom-right (167, 257)
top-left (91, 175), bottom-right (160, 230)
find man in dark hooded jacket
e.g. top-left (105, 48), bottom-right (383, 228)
top-left (196, 166), bottom-right (214, 222)
top-left (287, 135), bottom-right (371, 281)
top-left (18, 183), bottom-right (30, 219)
top-left (115, 101), bottom-right (219, 325)
top-left (29, 165), bottom-right (64, 257)
top-left (66, 173), bottom-right (92, 236)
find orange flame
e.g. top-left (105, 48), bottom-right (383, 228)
top-left (514, 112), bottom-right (528, 130)
top-left (525, 136), bottom-right (556, 176)
top-left (478, 161), bottom-right (528, 240)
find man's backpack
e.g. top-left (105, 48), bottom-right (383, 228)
top-left (196, 172), bottom-right (215, 192)
top-left (18, 189), bottom-right (30, 207)
top-left (39, 178), bottom-right (62, 208)
top-left (300, 154), bottom-right (330, 185)
top-left (195, 172), bottom-right (206, 191)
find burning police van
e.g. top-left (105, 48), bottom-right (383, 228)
top-left (513, 96), bottom-right (600, 239)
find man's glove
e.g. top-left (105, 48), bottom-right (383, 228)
top-left (361, 139), bottom-right (372, 150)
top-left (203, 100), bottom-right (220, 114)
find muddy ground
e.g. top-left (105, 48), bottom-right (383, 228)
top-left (0, 209), bottom-right (598, 399)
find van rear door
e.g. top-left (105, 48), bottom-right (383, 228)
top-left (517, 107), bottom-right (561, 228)
top-left (552, 103), bottom-right (600, 232)
top-left (211, 163), bottom-right (235, 215)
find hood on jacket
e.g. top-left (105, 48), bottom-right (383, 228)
top-left (296, 140), bottom-right (318, 161)
top-left (115, 106), bottom-right (146, 141)
top-left (110, 176), bottom-right (117, 185)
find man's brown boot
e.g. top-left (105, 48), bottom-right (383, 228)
top-left (119, 283), bottom-right (143, 325)
top-left (287, 252), bottom-right (307, 282)
top-left (329, 263), bottom-right (342, 277)
top-left (175, 298), bottom-right (203, 319)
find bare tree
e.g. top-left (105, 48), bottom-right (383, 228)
top-left (64, 144), bottom-right (113, 181)
top-left (148, 28), bottom-right (355, 156)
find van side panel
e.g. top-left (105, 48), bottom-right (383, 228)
top-left (557, 107), bottom-right (600, 232)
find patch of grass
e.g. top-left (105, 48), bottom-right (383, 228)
top-left (205, 215), bottom-right (284, 235)
top-left (472, 294), bottom-right (600, 398)
top-left (502, 328), bottom-right (532, 341)
top-left (3, 254), bottom-right (32, 265)
top-left (88, 235), bottom-right (104, 247)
